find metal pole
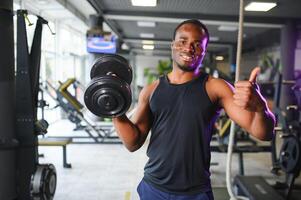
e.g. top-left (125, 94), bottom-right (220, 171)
top-left (280, 21), bottom-right (298, 111)
top-left (226, 0), bottom-right (248, 200)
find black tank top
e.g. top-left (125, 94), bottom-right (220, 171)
top-left (143, 73), bottom-right (220, 195)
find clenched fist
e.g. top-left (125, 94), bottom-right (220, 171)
top-left (233, 67), bottom-right (266, 112)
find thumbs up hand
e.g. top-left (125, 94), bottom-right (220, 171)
top-left (248, 67), bottom-right (260, 83)
top-left (233, 67), bottom-right (266, 112)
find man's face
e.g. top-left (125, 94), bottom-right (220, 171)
top-left (171, 23), bottom-right (208, 72)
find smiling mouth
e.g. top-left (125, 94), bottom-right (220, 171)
top-left (180, 54), bottom-right (195, 62)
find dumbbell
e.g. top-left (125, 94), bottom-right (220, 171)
top-left (84, 54), bottom-right (132, 117)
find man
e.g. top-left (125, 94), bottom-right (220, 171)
top-left (113, 19), bottom-right (275, 200)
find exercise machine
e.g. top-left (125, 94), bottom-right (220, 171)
top-left (40, 78), bottom-right (122, 144)
top-left (15, 10), bottom-right (57, 200)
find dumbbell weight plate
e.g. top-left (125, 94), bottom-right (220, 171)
top-left (90, 54), bottom-right (132, 85)
top-left (84, 76), bottom-right (132, 117)
top-left (279, 136), bottom-right (301, 173)
top-left (92, 88), bottom-right (125, 116)
top-left (30, 164), bottom-right (57, 200)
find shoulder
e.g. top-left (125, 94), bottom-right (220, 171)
top-left (205, 75), bottom-right (234, 105)
top-left (139, 79), bottom-right (160, 102)
top-left (206, 75), bottom-right (233, 89)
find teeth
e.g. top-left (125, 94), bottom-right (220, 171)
top-left (181, 55), bottom-right (193, 61)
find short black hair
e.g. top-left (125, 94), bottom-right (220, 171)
top-left (173, 19), bottom-right (209, 44)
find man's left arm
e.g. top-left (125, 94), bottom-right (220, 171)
top-left (216, 67), bottom-right (275, 141)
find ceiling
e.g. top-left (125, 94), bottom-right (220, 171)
top-left (16, 0), bottom-right (301, 57)
top-left (15, 0), bottom-right (96, 34)
top-left (87, 0), bottom-right (301, 56)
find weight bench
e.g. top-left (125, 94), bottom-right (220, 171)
top-left (38, 137), bottom-right (72, 168)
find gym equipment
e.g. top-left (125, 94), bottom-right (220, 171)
top-left (30, 164), bottom-right (57, 200)
top-left (234, 176), bottom-right (284, 200)
top-left (273, 78), bottom-right (301, 199)
top-left (84, 54), bottom-right (132, 117)
top-left (0, 2), bottom-right (17, 198)
top-left (279, 134), bottom-right (300, 174)
top-left (15, 10), bottom-right (57, 199)
top-left (269, 73), bottom-right (298, 174)
top-left (40, 78), bottom-right (121, 144)
top-left (292, 78), bottom-right (301, 108)
top-left (38, 138), bottom-right (72, 168)
top-left (38, 83), bottom-right (49, 121)
top-left (35, 119), bottom-right (49, 136)
top-left (0, 138), bottom-right (19, 150)
top-left (270, 74), bottom-right (300, 167)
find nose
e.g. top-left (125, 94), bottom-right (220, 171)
top-left (182, 43), bottom-right (195, 53)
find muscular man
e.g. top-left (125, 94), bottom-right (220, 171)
top-left (113, 19), bottom-right (275, 200)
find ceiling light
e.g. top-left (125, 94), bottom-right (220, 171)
top-left (142, 40), bottom-right (154, 45)
top-left (210, 36), bottom-right (219, 42)
top-left (131, 0), bottom-right (157, 7)
top-left (245, 2), bottom-right (277, 12)
top-left (137, 21), bottom-right (156, 27)
top-left (215, 56), bottom-right (224, 61)
top-left (218, 25), bottom-right (238, 31)
top-left (140, 33), bottom-right (154, 38)
top-left (143, 45), bottom-right (154, 50)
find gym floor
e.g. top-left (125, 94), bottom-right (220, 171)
top-left (39, 119), bottom-right (300, 200)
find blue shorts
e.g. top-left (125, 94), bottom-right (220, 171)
top-left (137, 180), bottom-right (214, 200)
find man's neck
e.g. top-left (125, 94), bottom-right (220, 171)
top-left (167, 68), bottom-right (201, 84)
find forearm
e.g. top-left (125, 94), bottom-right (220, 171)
top-left (250, 105), bottom-right (275, 141)
top-left (113, 115), bottom-right (143, 152)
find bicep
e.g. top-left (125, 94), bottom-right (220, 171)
top-left (130, 86), bottom-right (153, 140)
top-left (218, 81), bottom-right (253, 131)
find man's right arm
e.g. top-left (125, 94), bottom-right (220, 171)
top-left (112, 81), bottom-right (157, 152)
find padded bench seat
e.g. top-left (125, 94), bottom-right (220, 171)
top-left (38, 137), bottom-right (72, 168)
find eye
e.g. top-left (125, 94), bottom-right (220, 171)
top-left (180, 40), bottom-right (186, 45)
top-left (194, 42), bottom-right (204, 52)
top-left (194, 42), bottom-right (201, 48)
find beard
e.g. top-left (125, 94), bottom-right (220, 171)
top-left (174, 59), bottom-right (201, 72)
top-left (177, 63), bottom-right (196, 72)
